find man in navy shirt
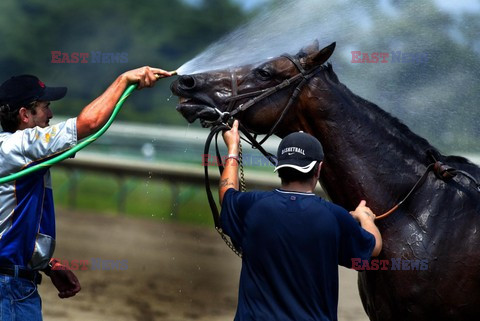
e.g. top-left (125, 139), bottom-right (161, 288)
top-left (219, 120), bottom-right (382, 321)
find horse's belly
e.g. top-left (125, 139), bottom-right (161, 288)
top-left (359, 268), bottom-right (480, 321)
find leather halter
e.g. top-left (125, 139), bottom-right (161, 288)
top-left (202, 56), bottom-right (324, 256)
top-left (211, 54), bottom-right (325, 146)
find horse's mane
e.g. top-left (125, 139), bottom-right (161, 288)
top-left (322, 64), bottom-right (479, 172)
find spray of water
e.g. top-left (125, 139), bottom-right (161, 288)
top-left (176, 0), bottom-right (480, 153)
top-left (177, 0), bottom-right (349, 74)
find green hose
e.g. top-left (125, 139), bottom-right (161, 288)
top-left (0, 83), bottom-right (137, 184)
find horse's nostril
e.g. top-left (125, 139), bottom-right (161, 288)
top-left (179, 75), bottom-right (196, 89)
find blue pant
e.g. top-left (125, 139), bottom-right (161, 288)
top-left (0, 267), bottom-right (42, 321)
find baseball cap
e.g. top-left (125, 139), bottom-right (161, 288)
top-left (274, 131), bottom-right (324, 173)
top-left (0, 75), bottom-right (67, 111)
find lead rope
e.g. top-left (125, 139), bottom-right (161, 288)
top-left (205, 124), bottom-right (276, 258)
top-left (216, 139), bottom-right (246, 258)
top-left (217, 227), bottom-right (243, 258)
top-left (238, 140), bottom-right (246, 192)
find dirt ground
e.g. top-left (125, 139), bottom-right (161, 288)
top-left (41, 210), bottom-right (369, 321)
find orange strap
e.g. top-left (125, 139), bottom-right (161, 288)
top-left (375, 163), bottom-right (435, 220)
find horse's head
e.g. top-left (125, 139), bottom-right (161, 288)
top-left (170, 41), bottom-right (336, 136)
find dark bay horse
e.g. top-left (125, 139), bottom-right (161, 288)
top-left (170, 41), bottom-right (480, 320)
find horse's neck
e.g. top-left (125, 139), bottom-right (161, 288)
top-left (307, 83), bottom-right (434, 212)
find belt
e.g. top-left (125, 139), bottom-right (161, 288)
top-left (0, 266), bottom-right (42, 284)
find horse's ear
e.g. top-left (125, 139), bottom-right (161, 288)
top-left (300, 39), bottom-right (320, 55)
top-left (301, 42), bottom-right (336, 69)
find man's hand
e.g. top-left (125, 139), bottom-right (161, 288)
top-left (350, 200), bottom-right (376, 222)
top-left (77, 66), bottom-right (173, 139)
top-left (121, 66), bottom-right (173, 89)
top-left (350, 200), bottom-right (383, 257)
top-left (48, 260), bottom-right (81, 299)
top-left (222, 120), bottom-right (240, 155)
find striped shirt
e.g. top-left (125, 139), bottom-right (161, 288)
top-left (0, 118), bottom-right (77, 269)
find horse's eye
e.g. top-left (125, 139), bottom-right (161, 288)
top-left (256, 69), bottom-right (271, 80)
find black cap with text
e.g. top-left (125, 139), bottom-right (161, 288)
top-left (274, 131), bottom-right (324, 173)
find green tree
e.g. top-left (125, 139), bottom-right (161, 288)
top-left (0, 0), bottom-right (249, 125)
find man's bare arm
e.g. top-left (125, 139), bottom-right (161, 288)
top-left (76, 67), bottom-right (172, 140)
top-left (219, 120), bottom-right (240, 205)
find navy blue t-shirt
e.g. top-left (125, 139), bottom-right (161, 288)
top-left (221, 188), bottom-right (375, 321)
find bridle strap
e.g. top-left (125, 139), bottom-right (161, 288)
top-left (227, 72), bottom-right (305, 117)
top-left (375, 163), bottom-right (435, 220)
top-left (282, 53), bottom-right (306, 73)
top-left (238, 123), bottom-right (277, 164)
top-left (204, 125), bottom-right (270, 227)
top-left (203, 123), bottom-right (277, 258)
top-left (255, 54), bottom-right (309, 145)
top-left (203, 124), bottom-right (243, 257)
top-left (256, 77), bottom-right (308, 145)
top-left (223, 56), bottom-right (324, 147)
top-left (204, 125), bottom-right (226, 228)
top-left (226, 55), bottom-right (323, 118)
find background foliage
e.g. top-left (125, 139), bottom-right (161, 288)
top-left (0, 0), bottom-right (251, 124)
top-left (1, 0), bottom-right (478, 152)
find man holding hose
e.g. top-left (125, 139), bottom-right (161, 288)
top-left (0, 66), bottom-right (172, 321)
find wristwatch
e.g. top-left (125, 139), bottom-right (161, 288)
top-left (43, 258), bottom-right (57, 276)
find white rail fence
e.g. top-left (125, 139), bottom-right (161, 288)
top-left (54, 152), bottom-right (479, 216)
top-left (55, 152), bottom-right (327, 215)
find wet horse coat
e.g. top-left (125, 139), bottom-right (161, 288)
top-left (171, 42), bottom-right (480, 320)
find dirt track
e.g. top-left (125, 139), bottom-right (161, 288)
top-left (41, 210), bottom-right (369, 321)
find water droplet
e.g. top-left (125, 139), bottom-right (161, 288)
top-left (184, 124), bottom-right (191, 137)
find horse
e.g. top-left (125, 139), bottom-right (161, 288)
top-left (170, 41), bottom-right (480, 320)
